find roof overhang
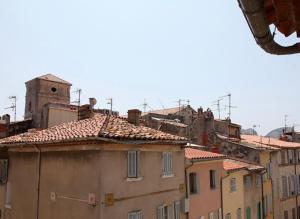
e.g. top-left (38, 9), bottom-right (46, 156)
top-left (238, 0), bottom-right (300, 55)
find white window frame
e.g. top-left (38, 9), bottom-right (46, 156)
top-left (162, 152), bottom-right (173, 176)
top-left (208, 212), bottom-right (214, 219)
top-left (127, 151), bottom-right (139, 178)
top-left (128, 210), bottom-right (143, 219)
top-left (157, 205), bottom-right (168, 219)
top-left (225, 213), bottom-right (231, 219)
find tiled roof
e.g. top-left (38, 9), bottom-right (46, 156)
top-left (223, 159), bottom-right (264, 172)
top-left (185, 148), bottom-right (225, 160)
top-left (241, 134), bottom-right (300, 149)
top-left (0, 114), bottom-right (187, 146)
top-left (30, 74), bottom-right (72, 85)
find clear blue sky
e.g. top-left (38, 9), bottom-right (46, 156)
top-left (0, 0), bottom-right (299, 135)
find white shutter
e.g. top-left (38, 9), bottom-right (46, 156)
top-left (174, 201), bottom-right (180, 219)
top-left (168, 204), bottom-right (174, 219)
top-left (209, 212), bottom-right (214, 219)
top-left (137, 211), bottom-right (143, 219)
top-left (158, 206), bottom-right (164, 219)
top-left (128, 151), bottom-right (137, 178)
top-left (128, 213), bottom-right (135, 219)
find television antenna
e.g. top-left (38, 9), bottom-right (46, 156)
top-left (5, 96), bottom-right (17, 122)
top-left (219, 93), bottom-right (237, 119)
top-left (107, 98), bottom-right (113, 115)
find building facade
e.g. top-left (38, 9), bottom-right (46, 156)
top-left (0, 113), bottom-right (187, 219)
top-left (185, 147), bottom-right (225, 219)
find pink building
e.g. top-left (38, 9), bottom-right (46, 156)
top-left (185, 147), bottom-right (225, 219)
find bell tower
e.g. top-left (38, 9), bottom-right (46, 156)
top-left (24, 74), bottom-right (72, 128)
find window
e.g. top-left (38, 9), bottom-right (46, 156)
top-left (209, 212), bottom-right (214, 219)
top-left (282, 176), bottom-right (288, 198)
top-left (128, 151), bottom-right (139, 178)
top-left (292, 208), bottom-right (296, 219)
top-left (5, 182), bottom-right (11, 208)
top-left (289, 150), bottom-right (295, 164)
top-left (210, 170), bottom-right (217, 189)
top-left (281, 151), bottom-right (286, 164)
top-left (263, 196), bottom-right (268, 217)
top-left (157, 205), bottom-right (168, 219)
top-left (298, 175), bottom-right (300, 194)
top-left (236, 208), bottom-right (241, 219)
top-left (246, 207), bottom-right (251, 219)
top-left (174, 201), bottom-right (180, 219)
top-left (0, 159), bottom-right (8, 184)
top-left (244, 175), bottom-right (252, 189)
top-left (128, 210), bottom-right (143, 219)
top-left (189, 172), bottom-right (198, 194)
top-left (256, 175), bottom-right (262, 187)
top-left (290, 175), bottom-right (296, 196)
top-left (51, 87), bottom-right (57, 92)
top-left (230, 178), bottom-right (236, 192)
top-left (267, 163), bottom-right (272, 179)
top-left (297, 150), bottom-right (300, 163)
top-left (257, 202), bottom-right (262, 219)
top-left (284, 210), bottom-right (288, 219)
top-left (225, 213), bottom-right (231, 219)
top-left (162, 152), bottom-right (173, 176)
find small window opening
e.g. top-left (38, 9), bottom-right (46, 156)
top-left (51, 87), bottom-right (57, 92)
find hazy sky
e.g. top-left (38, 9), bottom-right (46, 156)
top-left (0, 0), bottom-right (299, 135)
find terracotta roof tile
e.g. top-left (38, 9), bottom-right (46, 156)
top-left (0, 114), bottom-right (187, 145)
top-left (223, 159), bottom-right (264, 172)
top-left (185, 148), bottom-right (225, 160)
top-left (241, 134), bottom-right (300, 149)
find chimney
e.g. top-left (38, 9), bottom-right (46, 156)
top-left (78, 98), bottom-right (97, 120)
top-left (127, 109), bottom-right (142, 126)
top-left (2, 114), bottom-right (10, 124)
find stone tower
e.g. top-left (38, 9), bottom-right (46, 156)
top-left (24, 74), bottom-right (72, 128)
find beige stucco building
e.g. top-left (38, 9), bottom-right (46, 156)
top-left (0, 113), bottom-right (187, 219)
top-left (222, 159), bottom-right (265, 219)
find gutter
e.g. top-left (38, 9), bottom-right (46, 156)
top-left (221, 172), bottom-right (231, 219)
top-left (237, 0), bottom-right (300, 55)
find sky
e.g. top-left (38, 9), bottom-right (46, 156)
top-left (0, 0), bottom-right (299, 135)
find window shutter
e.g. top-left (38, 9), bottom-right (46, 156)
top-left (174, 201), bottom-right (180, 219)
top-left (157, 206), bottom-right (164, 219)
top-left (128, 151), bottom-right (137, 178)
top-left (282, 176), bottom-right (288, 198)
top-left (168, 204), bottom-right (174, 219)
top-left (137, 211), bottom-right (143, 219)
top-left (0, 159), bottom-right (8, 184)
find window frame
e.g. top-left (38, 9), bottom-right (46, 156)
top-left (209, 170), bottom-right (217, 189)
top-left (127, 151), bottom-right (139, 178)
top-left (230, 178), bottom-right (236, 193)
top-left (128, 210), bottom-right (143, 219)
top-left (189, 172), bottom-right (199, 195)
top-left (162, 152), bottom-right (173, 176)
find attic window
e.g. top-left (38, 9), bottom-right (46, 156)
top-left (51, 87), bottom-right (57, 93)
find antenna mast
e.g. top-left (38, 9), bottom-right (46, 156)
top-left (284, 114), bottom-right (288, 133)
top-left (73, 88), bottom-right (82, 120)
top-left (107, 98), bottom-right (113, 115)
top-left (219, 93), bottom-right (236, 119)
top-left (5, 96), bottom-right (17, 122)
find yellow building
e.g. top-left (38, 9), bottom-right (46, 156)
top-left (222, 159), bottom-right (264, 219)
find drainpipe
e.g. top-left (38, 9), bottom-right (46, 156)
top-left (261, 170), bottom-right (267, 219)
top-left (34, 146), bottom-right (41, 219)
top-left (237, 0), bottom-right (300, 55)
top-left (221, 172), bottom-right (231, 219)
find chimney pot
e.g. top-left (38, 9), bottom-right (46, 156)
top-left (127, 109), bottom-right (142, 126)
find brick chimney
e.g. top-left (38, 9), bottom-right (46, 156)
top-left (127, 109), bottom-right (142, 126)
